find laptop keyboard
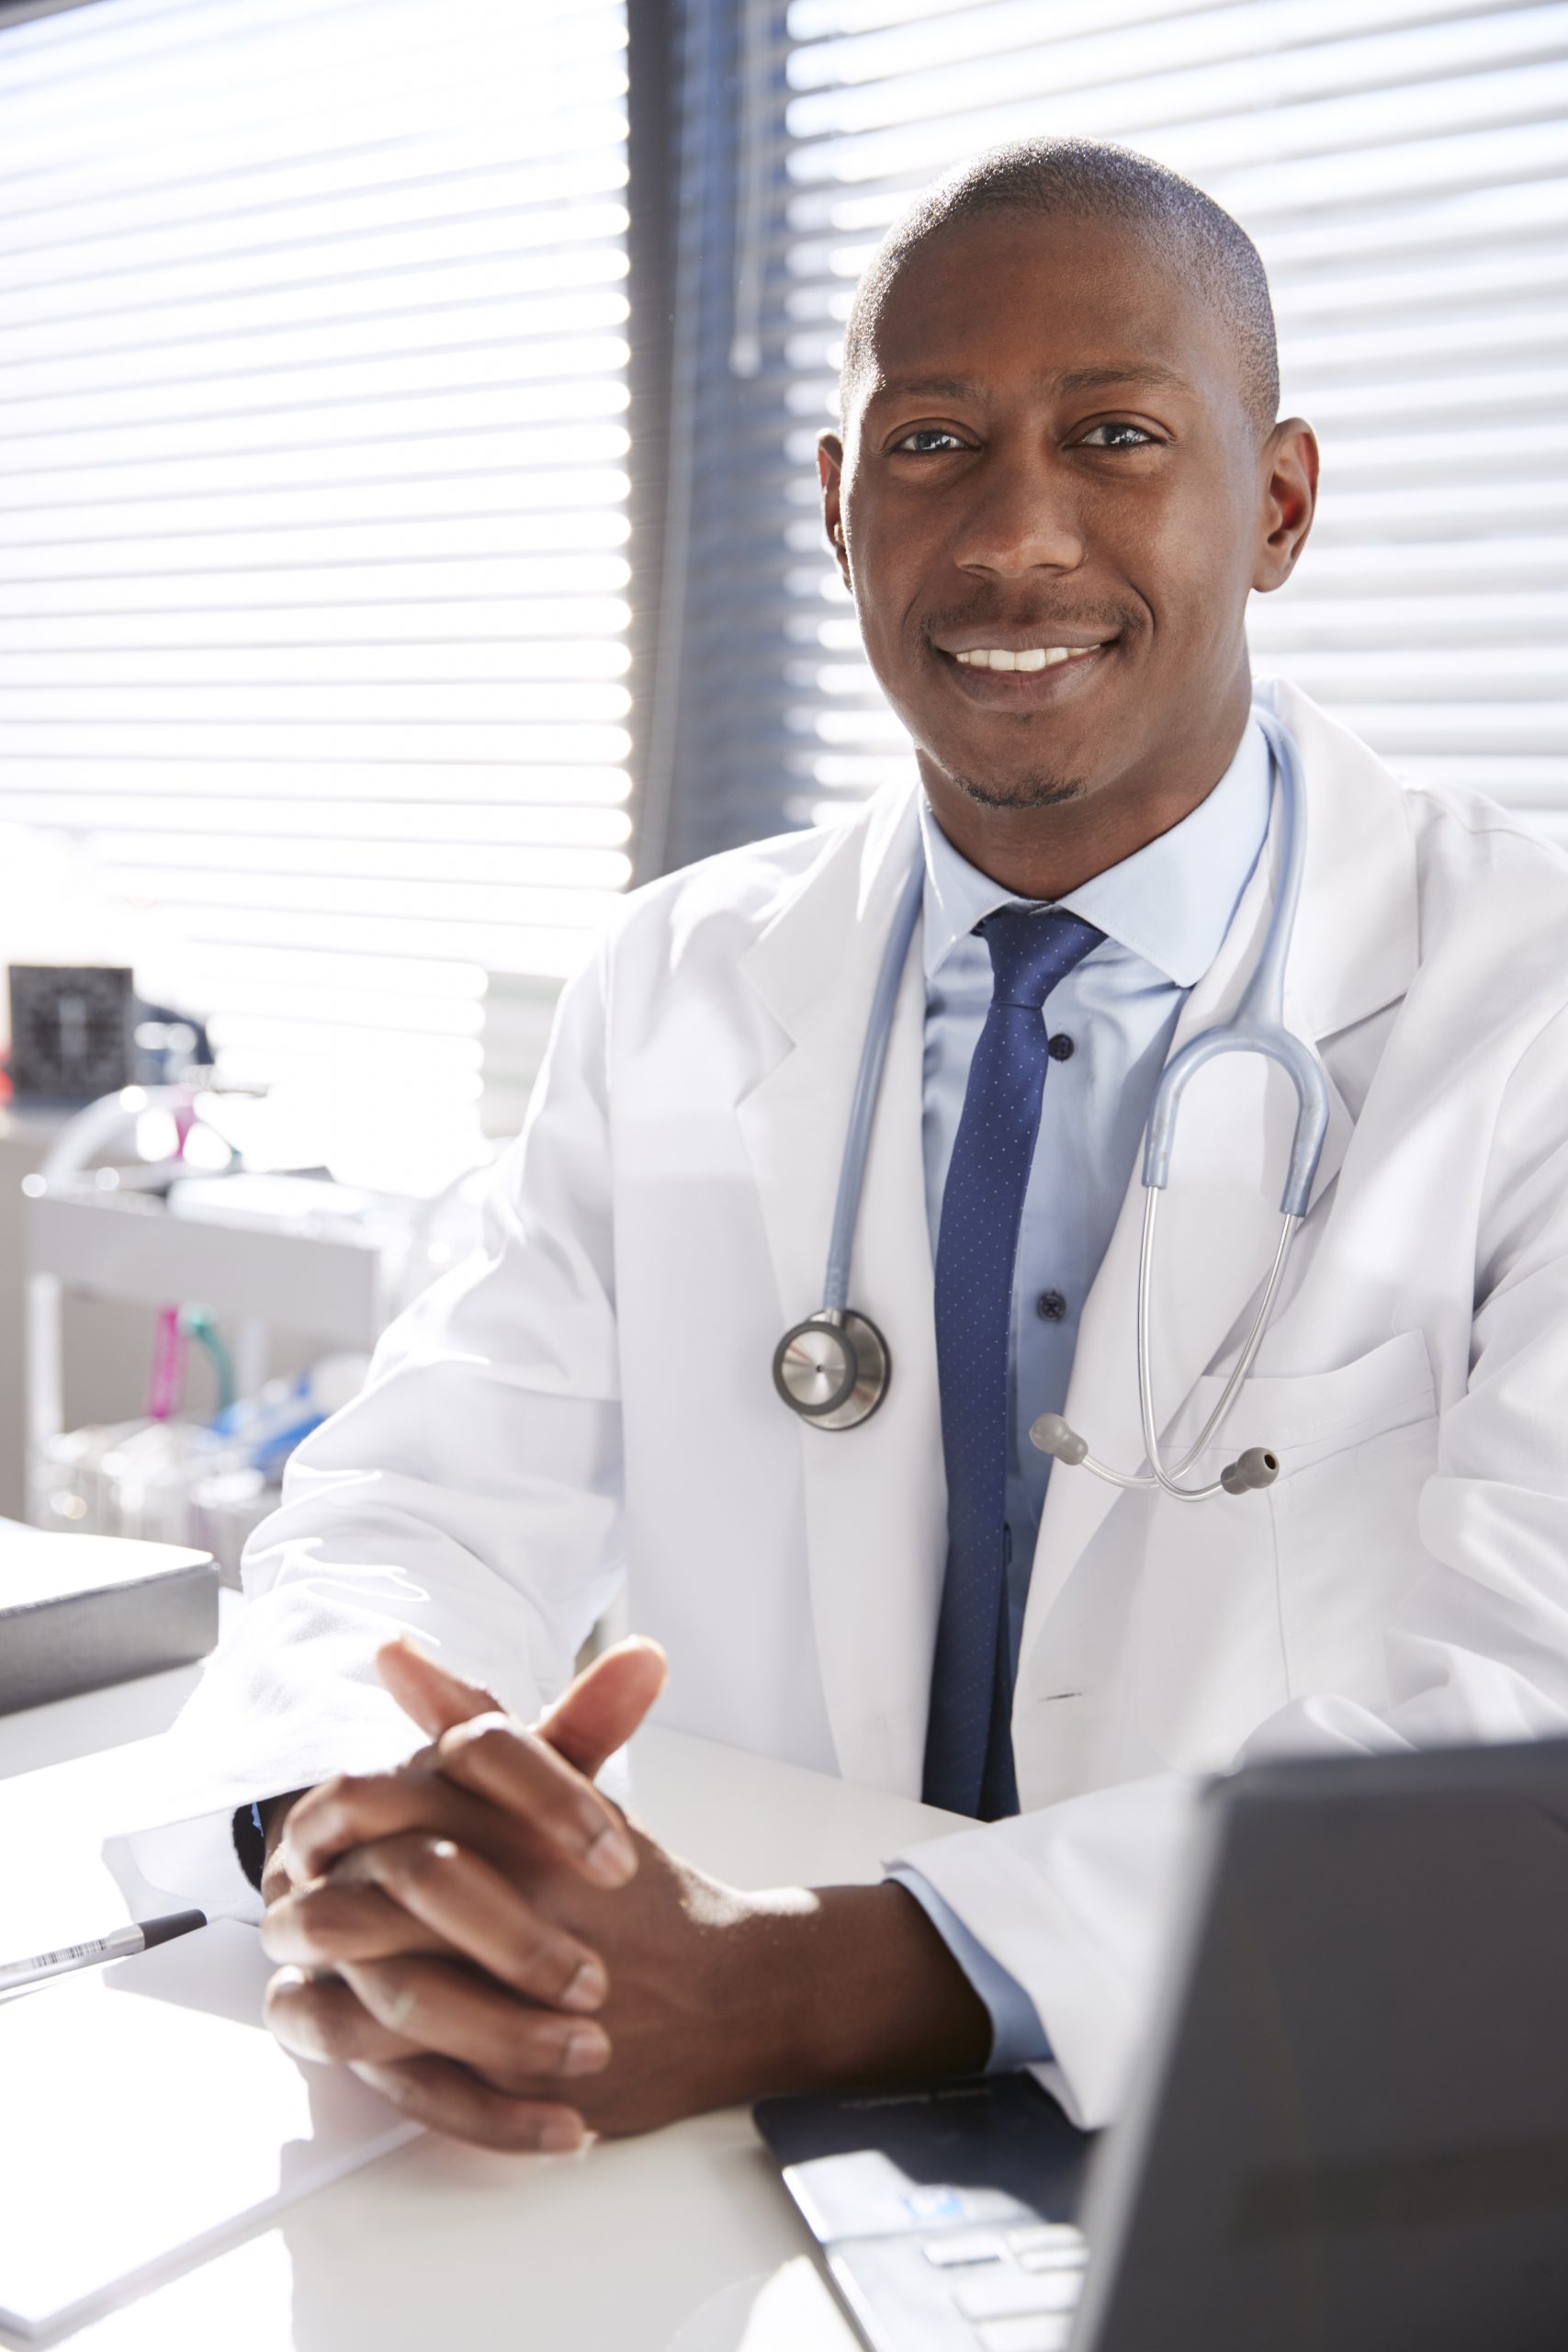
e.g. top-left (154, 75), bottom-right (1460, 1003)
top-left (923, 2222), bottom-right (1088, 2351)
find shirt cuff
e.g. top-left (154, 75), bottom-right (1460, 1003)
top-left (122, 1807), bottom-right (265, 1926)
top-left (888, 1864), bottom-right (1052, 2073)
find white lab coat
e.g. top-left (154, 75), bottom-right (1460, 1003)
top-left (139, 679), bottom-right (1568, 2130)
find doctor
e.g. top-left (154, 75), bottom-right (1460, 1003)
top-left (141, 138), bottom-right (1568, 2147)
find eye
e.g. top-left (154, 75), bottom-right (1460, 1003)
top-left (890, 426), bottom-right (968, 456)
top-left (1077, 420), bottom-right (1157, 449)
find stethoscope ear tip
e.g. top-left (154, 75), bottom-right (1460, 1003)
top-left (1220, 1445), bottom-right (1280, 1495)
top-left (1030, 1412), bottom-right (1089, 1466)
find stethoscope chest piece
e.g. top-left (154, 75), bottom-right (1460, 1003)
top-left (773, 1309), bottom-right (891, 1430)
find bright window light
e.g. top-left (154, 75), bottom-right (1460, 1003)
top-left (779, 0), bottom-right (1568, 836)
top-left (0, 0), bottom-right (631, 1140)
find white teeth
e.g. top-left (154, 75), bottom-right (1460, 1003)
top-left (954, 646), bottom-right (1098, 671)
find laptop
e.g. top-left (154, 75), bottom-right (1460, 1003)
top-left (755, 1735), bottom-right (1568, 2352)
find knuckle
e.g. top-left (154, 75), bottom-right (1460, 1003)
top-left (313, 2005), bottom-right (365, 2065)
top-left (297, 1887), bottom-right (374, 1959)
top-left (396, 1836), bottom-right (454, 1895)
top-left (312, 1771), bottom-right (361, 1818)
top-left (353, 1955), bottom-right (411, 2018)
top-left (504, 2014), bottom-right (554, 2076)
top-left (503, 1928), bottom-right (558, 1996)
top-left (265, 1972), bottom-right (350, 2062)
top-left (440, 1714), bottom-right (514, 1776)
top-left (261, 1860), bottom-right (294, 1905)
top-left (465, 1720), bottom-right (515, 1770)
top-left (541, 1939), bottom-right (594, 2005)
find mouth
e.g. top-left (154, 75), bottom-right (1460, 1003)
top-left (930, 634), bottom-right (1117, 707)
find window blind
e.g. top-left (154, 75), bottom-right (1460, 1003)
top-left (671, 0), bottom-right (1567, 855)
top-left (0, 0), bottom-right (632, 1146)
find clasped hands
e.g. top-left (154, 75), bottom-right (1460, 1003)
top-left (261, 1634), bottom-right (991, 2151)
top-left (262, 1634), bottom-right (750, 2150)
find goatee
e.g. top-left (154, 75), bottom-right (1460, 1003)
top-left (943, 769), bottom-right (1088, 812)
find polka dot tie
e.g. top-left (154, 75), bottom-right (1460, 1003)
top-left (922, 903), bottom-right (1105, 1820)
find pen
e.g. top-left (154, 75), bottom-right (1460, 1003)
top-left (0, 1908), bottom-right (207, 1995)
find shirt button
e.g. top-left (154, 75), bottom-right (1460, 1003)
top-left (1035, 1289), bottom-right (1068, 1323)
top-left (1048, 1032), bottom-right (1075, 1061)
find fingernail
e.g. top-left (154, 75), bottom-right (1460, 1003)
top-left (539, 2117), bottom-right (586, 2154)
top-left (560, 2025), bottom-right (610, 2077)
top-left (561, 1957), bottom-right (608, 2012)
top-left (583, 1823), bottom-right (637, 1887)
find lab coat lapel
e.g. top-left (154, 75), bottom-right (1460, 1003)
top-left (1017, 682), bottom-right (1419, 1666)
top-left (735, 789), bottom-right (945, 1796)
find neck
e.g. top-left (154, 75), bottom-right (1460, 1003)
top-left (919, 698), bottom-right (1252, 901)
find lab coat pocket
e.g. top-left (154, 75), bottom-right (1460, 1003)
top-left (1178, 1329), bottom-right (1438, 1708)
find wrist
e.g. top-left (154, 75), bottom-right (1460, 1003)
top-left (721, 1880), bottom-right (992, 2099)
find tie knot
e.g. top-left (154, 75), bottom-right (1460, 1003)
top-left (980, 903), bottom-right (1103, 1009)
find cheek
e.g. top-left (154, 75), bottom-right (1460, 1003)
top-left (850, 556), bottom-right (919, 685)
top-left (1122, 489), bottom-right (1251, 654)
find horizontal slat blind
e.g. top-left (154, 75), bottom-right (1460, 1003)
top-left (776, 0), bottom-right (1568, 841)
top-left (0, 0), bottom-right (631, 1138)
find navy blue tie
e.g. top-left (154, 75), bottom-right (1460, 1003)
top-left (923, 904), bottom-right (1105, 1820)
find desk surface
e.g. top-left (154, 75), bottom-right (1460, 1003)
top-left (0, 1589), bottom-right (959, 2351)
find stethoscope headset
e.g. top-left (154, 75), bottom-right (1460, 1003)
top-left (771, 708), bottom-right (1330, 1502)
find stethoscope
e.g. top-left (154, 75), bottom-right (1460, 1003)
top-left (771, 709), bottom-right (1331, 1500)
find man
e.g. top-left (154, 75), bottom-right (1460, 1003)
top-left (136, 138), bottom-right (1568, 2151)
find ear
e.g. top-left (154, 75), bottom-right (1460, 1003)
top-left (818, 432), bottom-right (851, 587)
top-left (1253, 418), bottom-right (1318, 594)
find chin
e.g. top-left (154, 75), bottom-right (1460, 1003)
top-left (942, 766), bottom-right (1089, 813)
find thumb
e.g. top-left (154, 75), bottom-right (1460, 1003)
top-left (376, 1634), bottom-right (503, 1742)
top-left (536, 1637), bottom-right (668, 1781)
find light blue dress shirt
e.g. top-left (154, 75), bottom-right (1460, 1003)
top-left (891, 721), bottom-right (1273, 2068)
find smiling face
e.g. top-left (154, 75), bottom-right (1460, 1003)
top-left (820, 208), bottom-right (1316, 892)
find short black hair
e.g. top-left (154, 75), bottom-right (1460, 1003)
top-left (841, 138), bottom-right (1280, 435)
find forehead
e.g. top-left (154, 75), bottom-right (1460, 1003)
top-left (853, 209), bottom-right (1232, 412)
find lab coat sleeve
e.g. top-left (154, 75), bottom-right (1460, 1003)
top-left (894, 1004), bottom-right (1568, 2132)
top-left (123, 939), bottom-right (626, 1904)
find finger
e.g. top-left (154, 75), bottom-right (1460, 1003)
top-left (345, 2055), bottom-right (588, 2154)
top-left (264, 1965), bottom-right (423, 2069)
top-left (330, 1835), bottom-right (607, 2010)
top-left (281, 1767), bottom-right (504, 1886)
top-left (260, 1845), bottom-right (298, 1909)
top-left (261, 1877), bottom-right (457, 1970)
top-left (336, 1958), bottom-right (610, 2085)
top-left (435, 1715), bottom-right (638, 1889)
top-left (377, 1635), bottom-right (503, 1743)
top-left (536, 1638), bottom-right (669, 1781)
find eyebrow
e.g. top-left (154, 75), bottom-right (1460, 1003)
top-left (866, 374), bottom-right (987, 405)
top-left (1055, 362), bottom-right (1193, 396)
top-left (865, 360), bottom-right (1194, 405)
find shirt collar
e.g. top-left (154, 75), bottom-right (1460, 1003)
top-left (919, 717), bottom-right (1273, 988)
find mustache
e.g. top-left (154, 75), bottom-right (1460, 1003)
top-left (919, 598), bottom-right (1132, 644)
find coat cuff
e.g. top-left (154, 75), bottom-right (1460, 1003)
top-left (887, 1864), bottom-right (1052, 2070)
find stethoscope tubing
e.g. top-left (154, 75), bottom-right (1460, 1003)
top-left (823, 854), bottom-right (926, 1316)
top-left (782, 705), bottom-right (1330, 1498)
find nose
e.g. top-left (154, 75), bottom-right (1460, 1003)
top-left (952, 440), bottom-right (1085, 580)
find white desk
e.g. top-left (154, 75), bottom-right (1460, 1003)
top-left (0, 1600), bottom-right (962, 2352)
